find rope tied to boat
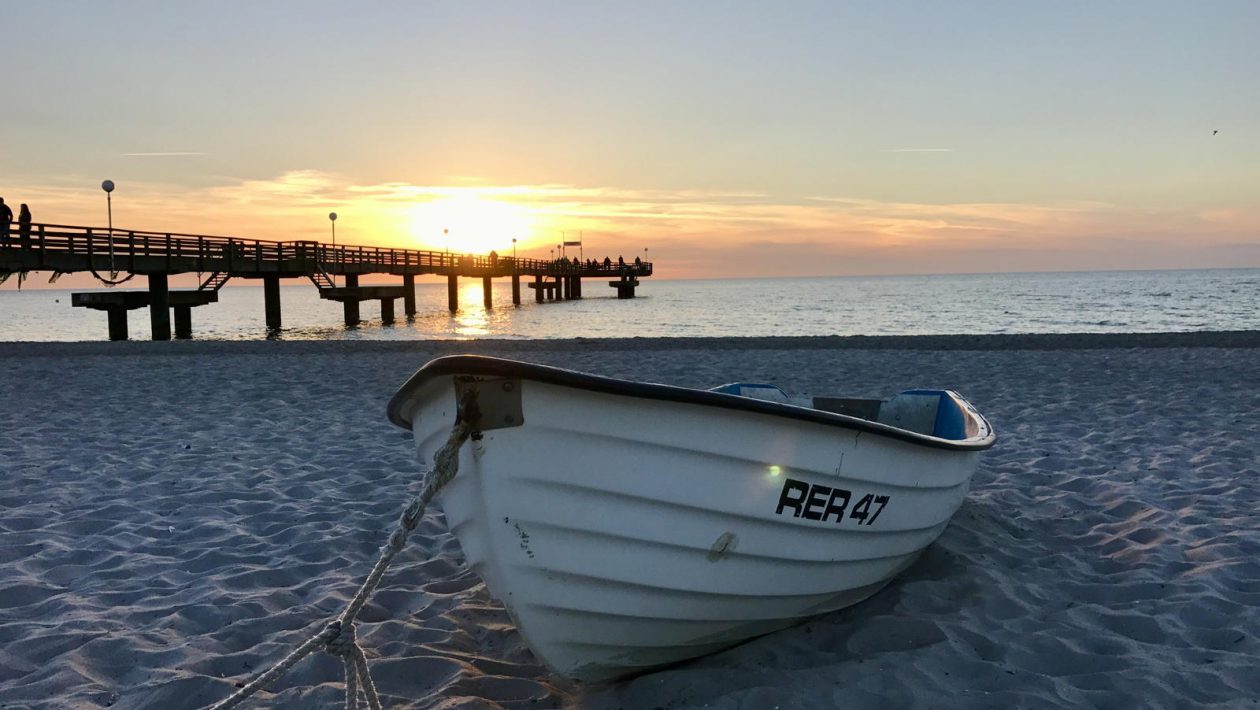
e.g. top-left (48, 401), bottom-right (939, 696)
top-left (207, 395), bottom-right (477, 710)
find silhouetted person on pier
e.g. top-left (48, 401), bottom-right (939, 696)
top-left (618, 255), bottom-right (624, 267)
top-left (0, 197), bottom-right (12, 244)
top-left (18, 204), bottom-right (31, 249)
top-left (603, 256), bottom-right (611, 269)
top-left (634, 256), bottom-right (642, 267)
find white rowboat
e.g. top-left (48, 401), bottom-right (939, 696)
top-left (388, 355), bottom-right (995, 682)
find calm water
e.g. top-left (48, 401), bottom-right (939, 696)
top-left (2, 269), bottom-right (1258, 342)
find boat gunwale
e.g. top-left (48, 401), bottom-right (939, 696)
top-left (387, 354), bottom-right (996, 451)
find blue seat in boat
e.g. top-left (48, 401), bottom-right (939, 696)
top-left (899, 389), bottom-right (967, 440)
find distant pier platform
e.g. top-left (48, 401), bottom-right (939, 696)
top-left (71, 289), bottom-right (218, 340)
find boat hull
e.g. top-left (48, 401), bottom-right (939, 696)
top-left (397, 364), bottom-right (988, 682)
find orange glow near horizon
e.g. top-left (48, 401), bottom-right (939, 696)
top-left (5, 170), bottom-right (1259, 287)
top-left (407, 193), bottom-right (538, 255)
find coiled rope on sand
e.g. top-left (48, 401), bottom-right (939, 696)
top-left (207, 396), bottom-right (477, 710)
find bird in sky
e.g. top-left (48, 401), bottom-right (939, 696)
top-left (1213, 130), bottom-right (1219, 136)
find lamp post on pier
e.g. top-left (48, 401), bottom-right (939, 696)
top-left (101, 180), bottom-right (116, 277)
top-left (328, 211), bottom-right (338, 287)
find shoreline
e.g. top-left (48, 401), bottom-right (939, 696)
top-left (2, 329), bottom-right (1260, 358)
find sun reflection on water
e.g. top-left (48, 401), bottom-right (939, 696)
top-left (451, 282), bottom-right (493, 336)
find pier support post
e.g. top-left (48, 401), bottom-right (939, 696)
top-left (534, 276), bottom-right (543, 303)
top-left (263, 274), bottom-right (282, 330)
top-left (511, 273), bottom-right (521, 305)
top-left (403, 274), bottom-right (416, 316)
top-left (561, 276), bottom-right (570, 300)
top-left (76, 290), bottom-right (215, 342)
top-left (148, 273), bottom-right (171, 341)
top-left (609, 273), bottom-right (639, 298)
top-left (343, 274), bottom-right (360, 325)
top-left (483, 276), bottom-right (493, 309)
top-left (381, 298), bottom-right (394, 324)
top-left (173, 306), bottom-right (192, 339)
top-left (447, 274), bottom-right (459, 312)
top-left (107, 308), bottom-right (128, 341)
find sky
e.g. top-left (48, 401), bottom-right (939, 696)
top-left (2, 0), bottom-right (1258, 284)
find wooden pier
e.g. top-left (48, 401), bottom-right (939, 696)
top-left (0, 223), bottom-right (653, 340)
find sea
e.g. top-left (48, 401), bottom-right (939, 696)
top-left (1, 268), bottom-right (1258, 342)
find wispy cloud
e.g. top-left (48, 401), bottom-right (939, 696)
top-left (121, 152), bottom-right (207, 157)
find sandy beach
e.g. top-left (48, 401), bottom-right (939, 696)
top-left (2, 334), bottom-right (1258, 709)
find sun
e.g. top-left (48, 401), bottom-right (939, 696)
top-left (408, 193), bottom-right (535, 255)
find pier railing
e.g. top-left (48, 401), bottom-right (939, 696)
top-left (0, 222), bottom-right (652, 279)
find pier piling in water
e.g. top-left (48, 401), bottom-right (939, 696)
top-left (148, 273), bottom-right (171, 340)
top-left (343, 274), bottom-right (360, 325)
top-left (403, 274), bottom-right (416, 316)
top-left (108, 308), bottom-right (128, 341)
top-left (263, 274), bottom-right (282, 330)
top-left (173, 306), bottom-right (193, 339)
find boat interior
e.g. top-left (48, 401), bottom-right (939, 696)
top-left (711, 383), bottom-right (970, 441)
